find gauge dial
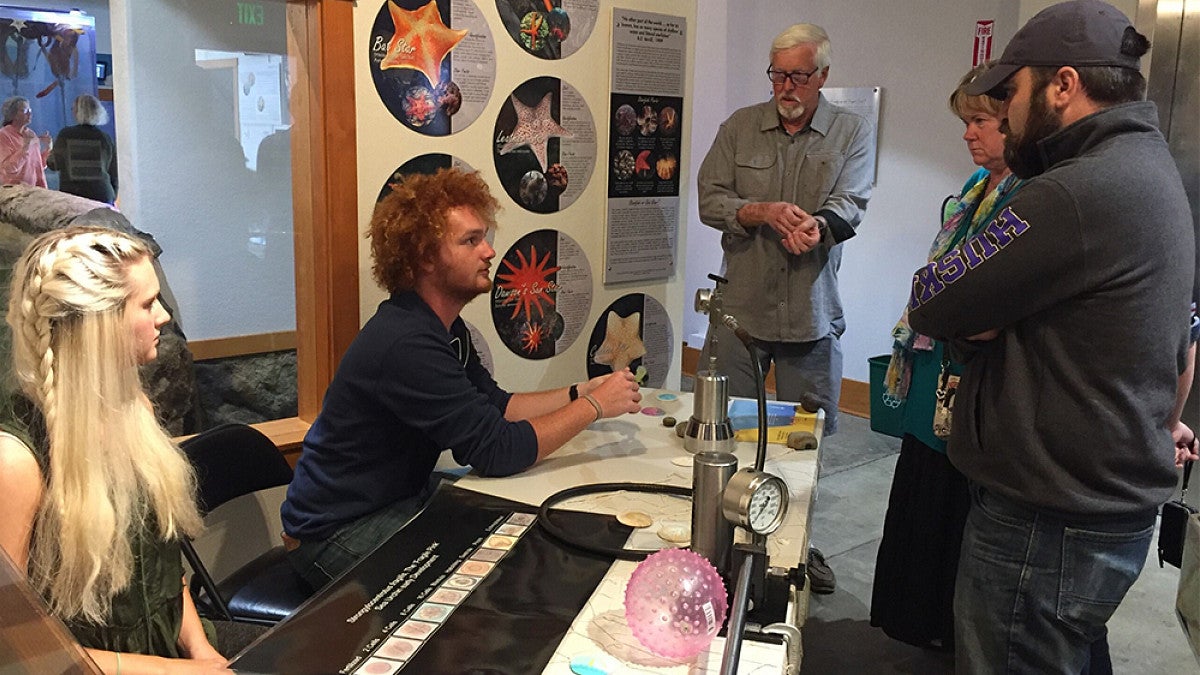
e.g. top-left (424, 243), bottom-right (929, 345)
top-left (747, 479), bottom-right (785, 532)
top-left (721, 468), bottom-right (789, 535)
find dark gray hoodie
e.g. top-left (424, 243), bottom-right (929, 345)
top-left (908, 101), bottom-right (1194, 518)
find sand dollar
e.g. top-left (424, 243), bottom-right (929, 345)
top-left (617, 511), bottom-right (653, 528)
top-left (657, 523), bottom-right (690, 544)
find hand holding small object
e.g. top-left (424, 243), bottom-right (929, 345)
top-left (589, 367), bottom-right (642, 418)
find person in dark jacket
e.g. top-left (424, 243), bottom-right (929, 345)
top-left (49, 94), bottom-right (118, 204)
top-left (907, 2), bottom-right (1195, 672)
top-left (281, 168), bottom-right (642, 590)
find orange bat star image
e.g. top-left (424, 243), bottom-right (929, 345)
top-left (380, 0), bottom-right (468, 87)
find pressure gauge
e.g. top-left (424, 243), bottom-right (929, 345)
top-left (720, 468), bottom-right (789, 535)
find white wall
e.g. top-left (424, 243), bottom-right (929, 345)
top-left (684, 0), bottom-right (1022, 382)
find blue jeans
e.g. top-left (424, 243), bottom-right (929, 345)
top-left (287, 476), bottom-right (441, 591)
top-left (954, 484), bottom-right (1154, 674)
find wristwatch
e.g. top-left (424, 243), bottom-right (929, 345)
top-left (569, 383), bottom-right (579, 401)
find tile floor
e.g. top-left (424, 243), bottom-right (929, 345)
top-left (800, 413), bottom-right (1199, 674)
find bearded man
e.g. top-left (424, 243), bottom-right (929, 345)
top-left (907, 2), bottom-right (1195, 672)
top-left (696, 23), bottom-right (873, 438)
top-left (281, 168), bottom-right (641, 591)
top-left (696, 22), bottom-right (873, 596)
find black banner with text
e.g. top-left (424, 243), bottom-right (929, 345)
top-left (232, 484), bottom-right (630, 674)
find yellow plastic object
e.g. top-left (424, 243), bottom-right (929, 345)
top-left (733, 412), bottom-right (818, 445)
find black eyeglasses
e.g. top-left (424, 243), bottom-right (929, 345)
top-left (767, 66), bottom-right (819, 87)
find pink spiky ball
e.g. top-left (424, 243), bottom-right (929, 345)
top-left (623, 548), bottom-right (728, 660)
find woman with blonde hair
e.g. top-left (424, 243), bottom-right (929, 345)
top-left (870, 61), bottom-right (1021, 652)
top-left (0, 226), bottom-right (230, 673)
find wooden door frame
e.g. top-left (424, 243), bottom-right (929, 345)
top-left (267, 0), bottom-right (358, 453)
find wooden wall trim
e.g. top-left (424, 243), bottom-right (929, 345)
top-left (183, 1), bottom-right (357, 456)
top-left (291, 0), bottom-right (360, 423)
top-left (189, 331), bottom-right (297, 361)
top-left (681, 344), bottom-right (870, 418)
top-left (839, 379), bottom-right (870, 420)
top-left (175, 417), bottom-right (310, 467)
top-left (251, 417), bottom-right (310, 466)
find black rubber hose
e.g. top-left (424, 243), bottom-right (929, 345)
top-left (747, 341), bottom-right (768, 472)
top-left (537, 482), bottom-right (693, 561)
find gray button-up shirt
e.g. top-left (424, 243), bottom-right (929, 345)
top-left (698, 95), bottom-right (873, 343)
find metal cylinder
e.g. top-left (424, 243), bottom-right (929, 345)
top-left (683, 370), bottom-right (736, 454)
top-left (692, 370), bottom-right (728, 422)
top-left (691, 451), bottom-right (737, 575)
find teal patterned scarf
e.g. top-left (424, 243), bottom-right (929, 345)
top-left (885, 169), bottom-right (1021, 400)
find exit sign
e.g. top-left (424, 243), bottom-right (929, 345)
top-left (238, 2), bottom-right (264, 26)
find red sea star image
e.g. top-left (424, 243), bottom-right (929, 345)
top-left (380, 0), bottom-right (468, 88)
top-left (402, 86), bottom-right (438, 126)
top-left (495, 245), bottom-right (561, 321)
top-left (634, 150), bottom-right (652, 174)
top-left (498, 92), bottom-right (574, 172)
top-left (520, 322), bottom-right (548, 353)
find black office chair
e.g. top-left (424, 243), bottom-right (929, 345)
top-left (179, 423), bottom-right (313, 626)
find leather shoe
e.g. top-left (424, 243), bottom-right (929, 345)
top-left (807, 546), bottom-right (836, 594)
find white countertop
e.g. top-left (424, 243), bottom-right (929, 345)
top-left (451, 390), bottom-right (822, 673)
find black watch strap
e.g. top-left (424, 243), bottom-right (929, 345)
top-left (569, 383), bottom-right (579, 401)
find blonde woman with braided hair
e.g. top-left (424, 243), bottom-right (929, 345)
top-left (0, 226), bottom-right (231, 673)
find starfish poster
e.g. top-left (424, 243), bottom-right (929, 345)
top-left (491, 229), bottom-right (592, 360)
top-left (376, 153), bottom-right (476, 202)
top-left (492, 76), bottom-right (595, 214)
top-left (605, 10), bottom-right (687, 284)
top-left (368, 0), bottom-right (495, 135)
top-left (607, 93), bottom-right (682, 199)
top-left (586, 294), bottom-right (672, 388)
top-left (494, 0), bottom-right (598, 60)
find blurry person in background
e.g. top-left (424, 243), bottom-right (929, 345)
top-left (0, 95), bottom-right (51, 187)
top-left (49, 94), bottom-right (118, 204)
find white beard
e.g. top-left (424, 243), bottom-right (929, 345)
top-left (777, 101), bottom-right (806, 122)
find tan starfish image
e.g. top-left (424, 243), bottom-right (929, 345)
top-left (593, 311), bottom-right (646, 372)
top-left (498, 91), bottom-right (574, 172)
top-left (380, 0), bottom-right (468, 88)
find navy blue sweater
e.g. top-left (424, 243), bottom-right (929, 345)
top-left (282, 292), bottom-right (538, 540)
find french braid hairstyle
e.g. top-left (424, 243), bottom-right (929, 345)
top-left (6, 226), bottom-right (201, 623)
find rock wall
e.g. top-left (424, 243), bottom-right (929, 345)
top-left (194, 350), bottom-right (298, 426)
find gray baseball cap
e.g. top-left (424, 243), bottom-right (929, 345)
top-left (965, 0), bottom-right (1142, 96)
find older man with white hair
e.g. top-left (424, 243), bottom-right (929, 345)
top-left (697, 22), bottom-right (874, 595)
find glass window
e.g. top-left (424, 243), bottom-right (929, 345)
top-left (116, 0), bottom-right (299, 428)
